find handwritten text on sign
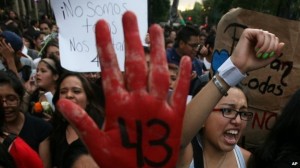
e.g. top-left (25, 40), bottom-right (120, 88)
top-left (51, 0), bottom-right (148, 72)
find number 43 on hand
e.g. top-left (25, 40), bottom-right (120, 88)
top-left (56, 11), bottom-right (191, 168)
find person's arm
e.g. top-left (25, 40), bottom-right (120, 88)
top-left (176, 143), bottom-right (193, 168)
top-left (181, 29), bottom-right (285, 147)
top-left (182, 75), bottom-right (228, 147)
top-left (0, 39), bottom-right (19, 77)
top-left (39, 137), bottom-right (51, 168)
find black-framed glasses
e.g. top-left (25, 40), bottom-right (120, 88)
top-left (0, 95), bottom-right (19, 106)
top-left (186, 43), bottom-right (200, 49)
top-left (213, 108), bottom-right (254, 121)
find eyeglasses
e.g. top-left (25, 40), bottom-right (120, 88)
top-left (213, 108), bottom-right (254, 121)
top-left (0, 95), bottom-right (19, 106)
top-left (186, 43), bottom-right (200, 49)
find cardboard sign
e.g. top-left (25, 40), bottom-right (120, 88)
top-left (213, 8), bottom-right (300, 149)
top-left (51, 0), bottom-right (148, 72)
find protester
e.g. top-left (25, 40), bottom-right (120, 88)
top-left (50, 72), bottom-right (104, 167)
top-left (40, 39), bottom-right (59, 60)
top-left (180, 87), bottom-right (252, 168)
top-left (32, 38), bottom-right (60, 67)
top-left (1, 102), bottom-right (44, 168)
top-left (199, 33), bottom-right (207, 45)
top-left (39, 20), bottom-right (52, 36)
top-left (179, 30), bottom-right (284, 168)
top-left (202, 33), bottom-right (215, 71)
top-left (29, 56), bottom-right (63, 119)
top-left (32, 31), bottom-right (46, 52)
top-left (168, 63), bottom-right (179, 90)
top-left (0, 31), bottom-right (35, 80)
top-left (167, 25), bottom-right (204, 77)
top-left (4, 10), bottom-right (23, 36)
top-left (22, 33), bottom-right (39, 60)
top-left (166, 25), bottom-right (205, 95)
top-left (25, 19), bottom-right (40, 38)
top-left (0, 71), bottom-right (51, 167)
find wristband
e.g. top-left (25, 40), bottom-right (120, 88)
top-left (217, 58), bottom-right (246, 86)
top-left (212, 76), bottom-right (228, 96)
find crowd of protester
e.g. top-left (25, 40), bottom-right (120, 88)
top-left (0, 7), bottom-right (299, 168)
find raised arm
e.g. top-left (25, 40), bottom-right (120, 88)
top-left (181, 29), bottom-right (285, 147)
top-left (0, 39), bottom-right (19, 77)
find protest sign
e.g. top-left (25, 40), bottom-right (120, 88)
top-left (213, 8), bottom-right (300, 149)
top-left (51, 0), bottom-right (148, 72)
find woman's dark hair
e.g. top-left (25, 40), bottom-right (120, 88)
top-left (39, 20), bottom-right (52, 30)
top-left (205, 33), bottom-right (216, 48)
top-left (204, 33), bottom-right (216, 57)
top-left (0, 71), bottom-right (25, 102)
top-left (41, 39), bottom-right (59, 59)
top-left (22, 33), bottom-right (35, 49)
top-left (0, 73), bottom-right (17, 168)
top-left (29, 55), bottom-right (66, 114)
top-left (0, 70), bottom-right (25, 135)
top-left (32, 30), bottom-right (46, 40)
top-left (50, 72), bottom-right (104, 165)
top-left (39, 54), bottom-right (63, 76)
top-left (191, 79), bottom-right (248, 168)
top-left (248, 89), bottom-right (300, 168)
top-left (52, 72), bottom-right (104, 119)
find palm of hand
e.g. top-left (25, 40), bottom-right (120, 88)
top-left (57, 11), bottom-right (191, 168)
top-left (0, 39), bottom-right (14, 60)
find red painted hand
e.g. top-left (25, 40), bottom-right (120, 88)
top-left (56, 11), bottom-right (191, 168)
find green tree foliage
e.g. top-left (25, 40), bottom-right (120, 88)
top-left (181, 2), bottom-right (203, 25)
top-left (180, 0), bottom-right (300, 26)
top-left (148, 0), bottom-right (171, 25)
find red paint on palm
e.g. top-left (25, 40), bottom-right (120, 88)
top-left (57, 11), bottom-right (191, 168)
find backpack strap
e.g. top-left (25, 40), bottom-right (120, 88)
top-left (191, 134), bottom-right (204, 168)
top-left (2, 134), bottom-right (17, 151)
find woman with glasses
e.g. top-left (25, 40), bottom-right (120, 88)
top-left (0, 71), bottom-right (52, 168)
top-left (178, 86), bottom-right (253, 168)
top-left (1, 97), bottom-right (44, 167)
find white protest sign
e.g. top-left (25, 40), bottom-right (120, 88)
top-left (51, 0), bottom-right (148, 72)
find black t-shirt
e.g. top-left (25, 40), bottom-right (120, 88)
top-left (19, 113), bottom-right (52, 152)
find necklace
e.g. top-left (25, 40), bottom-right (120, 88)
top-left (203, 151), bottom-right (227, 168)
